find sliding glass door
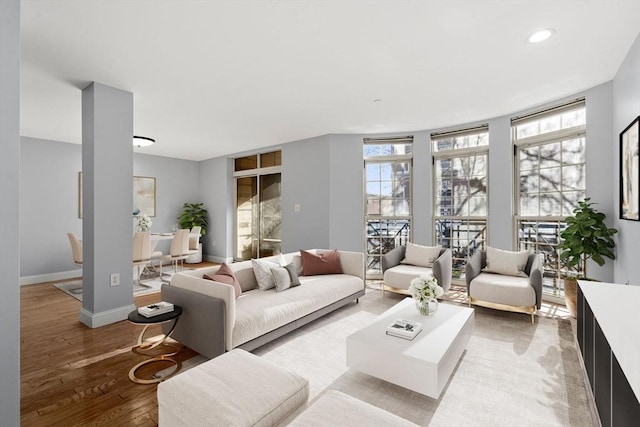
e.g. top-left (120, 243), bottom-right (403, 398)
top-left (234, 152), bottom-right (282, 260)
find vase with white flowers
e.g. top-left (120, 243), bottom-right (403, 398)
top-left (135, 214), bottom-right (152, 232)
top-left (408, 274), bottom-right (444, 316)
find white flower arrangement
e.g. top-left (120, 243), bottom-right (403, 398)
top-left (135, 214), bottom-right (152, 232)
top-left (408, 274), bottom-right (444, 303)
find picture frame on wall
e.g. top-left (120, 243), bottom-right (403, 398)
top-left (133, 176), bottom-right (156, 217)
top-left (78, 173), bottom-right (157, 218)
top-left (620, 115), bottom-right (639, 221)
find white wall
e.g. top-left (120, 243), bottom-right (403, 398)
top-left (613, 33), bottom-right (640, 286)
top-left (19, 137), bottom-right (201, 283)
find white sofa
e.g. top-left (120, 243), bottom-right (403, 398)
top-left (161, 249), bottom-right (365, 358)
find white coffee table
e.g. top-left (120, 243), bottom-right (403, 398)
top-left (346, 298), bottom-right (474, 399)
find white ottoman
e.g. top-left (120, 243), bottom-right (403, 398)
top-left (287, 390), bottom-right (419, 427)
top-left (157, 349), bottom-right (309, 427)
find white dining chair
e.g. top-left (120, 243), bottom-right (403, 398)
top-left (188, 226), bottom-right (202, 255)
top-left (67, 232), bottom-right (83, 268)
top-left (133, 231), bottom-right (152, 287)
top-left (159, 229), bottom-right (190, 282)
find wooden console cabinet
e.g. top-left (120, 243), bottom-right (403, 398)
top-left (577, 281), bottom-right (640, 426)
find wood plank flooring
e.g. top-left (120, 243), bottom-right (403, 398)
top-left (20, 263), bottom-right (216, 426)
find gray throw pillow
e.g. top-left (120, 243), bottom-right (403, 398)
top-left (271, 263), bottom-right (301, 292)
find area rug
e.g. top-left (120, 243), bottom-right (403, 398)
top-left (53, 276), bottom-right (165, 301)
top-left (245, 288), bottom-right (596, 427)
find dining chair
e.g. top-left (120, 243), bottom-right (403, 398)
top-left (67, 232), bottom-right (83, 268)
top-left (188, 226), bottom-right (202, 255)
top-left (159, 229), bottom-right (190, 282)
top-left (133, 231), bottom-right (152, 287)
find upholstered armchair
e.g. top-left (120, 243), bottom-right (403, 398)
top-left (465, 248), bottom-right (543, 323)
top-left (381, 244), bottom-right (452, 296)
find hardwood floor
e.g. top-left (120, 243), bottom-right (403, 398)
top-left (20, 263), bottom-right (216, 427)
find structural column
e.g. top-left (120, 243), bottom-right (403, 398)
top-left (80, 82), bottom-right (136, 328)
top-left (0, 0), bottom-right (21, 424)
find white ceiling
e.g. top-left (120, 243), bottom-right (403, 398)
top-left (20, 0), bottom-right (640, 161)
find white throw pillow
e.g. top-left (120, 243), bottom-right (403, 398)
top-left (252, 254), bottom-right (287, 290)
top-left (401, 243), bottom-right (442, 268)
top-left (482, 247), bottom-right (530, 277)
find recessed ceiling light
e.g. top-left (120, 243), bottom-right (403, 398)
top-left (528, 28), bottom-right (555, 43)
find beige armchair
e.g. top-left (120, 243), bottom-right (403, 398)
top-left (465, 249), bottom-right (543, 323)
top-left (381, 246), bottom-right (452, 296)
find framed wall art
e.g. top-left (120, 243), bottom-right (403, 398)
top-left (78, 173), bottom-right (157, 218)
top-left (620, 115), bottom-right (639, 221)
top-left (133, 176), bottom-right (156, 217)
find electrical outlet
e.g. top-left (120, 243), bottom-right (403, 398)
top-left (110, 273), bottom-right (120, 287)
top-left (294, 204), bottom-right (301, 212)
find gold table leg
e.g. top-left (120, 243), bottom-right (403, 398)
top-left (128, 356), bottom-right (182, 384)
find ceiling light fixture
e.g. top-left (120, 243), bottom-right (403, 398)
top-left (528, 28), bottom-right (555, 43)
top-left (133, 135), bottom-right (155, 147)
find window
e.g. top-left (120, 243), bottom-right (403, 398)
top-left (364, 137), bottom-right (412, 278)
top-left (234, 151), bottom-right (282, 260)
top-left (432, 126), bottom-right (489, 279)
top-left (513, 99), bottom-right (586, 296)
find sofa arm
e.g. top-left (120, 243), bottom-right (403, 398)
top-left (465, 251), bottom-right (483, 294)
top-left (433, 249), bottom-right (452, 293)
top-left (169, 272), bottom-right (236, 352)
top-left (337, 250), bottom-right (365, 281)
top-left (161, 284), bottom-right (225, 359)
top-left (381, 246), bottom-right (406, 273)
top-left (528, 254), bottom-right (543, 309)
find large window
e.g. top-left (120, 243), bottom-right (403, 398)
top-left (234, 151), bottom-right (282, 260)
top-left (364, 137), bottom-right (412, 278)
top-left (432, 126), bottom-right (489, 279)
top-left (513, 99), bottom-right (586, 296)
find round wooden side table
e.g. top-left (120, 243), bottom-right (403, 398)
top-left (127, 305), bottom-right (183, 384)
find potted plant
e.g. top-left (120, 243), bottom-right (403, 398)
top-left (558, 198), bottom-right (617, 317)
top-left (177, 203), bottom-right (208, 263)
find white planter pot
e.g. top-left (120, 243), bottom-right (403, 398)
top-left (186, 245), bottom-right (203, 264)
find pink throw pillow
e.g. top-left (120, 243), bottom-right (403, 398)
top-left (300, 249), bottom-right (343, 276)
top-left (204, 263), bottom-right (242, 298)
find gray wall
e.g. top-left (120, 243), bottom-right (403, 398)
top-left (199, 155), bottom-right (233, 261)
top-left (19, 137), bottom-right (201, 282)
top-left (202, 84), bottom-right (619, 283)
top-left (0, 0), bottom-right (20, 424)
top-left (613, 33), bottom-right (640, 286)
top-left (81, 82), bottom-right (135, 327)
top-left (281, 135), bottom-right (332, 252)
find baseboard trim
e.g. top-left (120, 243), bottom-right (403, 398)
top-left (79, 304), bottom-right (137, 329)
top-left (203, 255), bottom-right (232, 264)
top-left (21, 270), bottom-right (82, 286)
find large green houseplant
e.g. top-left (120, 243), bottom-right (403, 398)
top-left (177, 202), bottom-right (209, 236)
top-left (558, 198), bottom-right (617, 316)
